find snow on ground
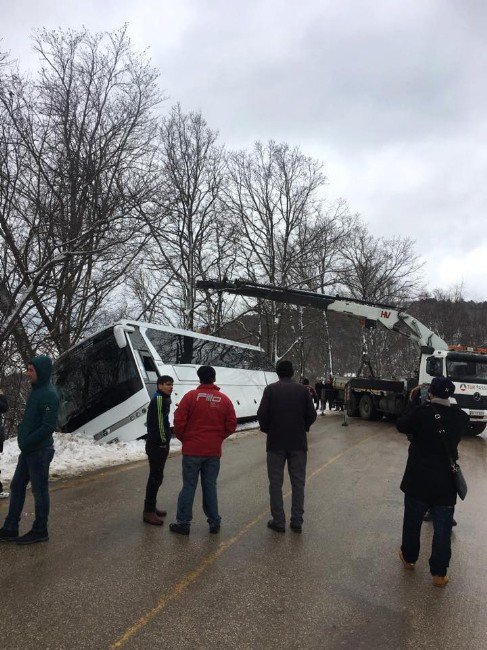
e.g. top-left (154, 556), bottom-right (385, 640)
top-left (0, 421), bottom-right (260, 484)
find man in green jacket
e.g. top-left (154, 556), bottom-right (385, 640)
top-left (0, 355), bottom-right (59, 544)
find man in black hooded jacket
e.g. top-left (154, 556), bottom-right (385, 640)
top-left (397, 376), bottom-right (469, 587)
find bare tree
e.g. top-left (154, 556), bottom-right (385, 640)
top-left (225, 140), bottom-right (326, 360)
top-left (135, 105), bottom-right (236, 330)
top-left (293, 200), bottom-right (358, 375)
top-left (0, 26), bottom-right (161, 360)
top-left (337, 228), bottom-right (423, 375)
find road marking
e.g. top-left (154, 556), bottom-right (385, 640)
top-left (110, 432), bottom-right (377, 649)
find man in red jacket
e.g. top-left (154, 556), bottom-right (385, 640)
top-left (169, 366), bottom-right (237, 535)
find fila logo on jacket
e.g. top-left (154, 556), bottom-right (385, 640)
top-left (196, 393), bottom-right (222, 404)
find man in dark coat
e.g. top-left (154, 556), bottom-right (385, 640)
top-left (257, 359), bottom-right (317, 533)
top-left (396, 376), bottom-right (469, 587)
top-left (0, 356), bottom-right (59, 544)
top-left (323, 374), bottom-right (335, 412)
top-left (315, 378), bottom-right (325, 412)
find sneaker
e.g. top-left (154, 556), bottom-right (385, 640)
top-left (169, 523), bottom-right (190, 536)
top-left (16, 530), bottom-right (49, 545)
top-left (432, 575), bottom-right (449, 587)
top-left (143, 511), bottom-right (164, 526)
top-left (267, 519), bottom-right (285, 533)
top-left (155, 508), bottom-right (167, 518)
top-left (0, 491), bottom-right (10, 499)
top-left (0, 528), bottom-right (18, 542)
top-left (209, 524), bottom-right (221, 534)
top-left (290, 523), bottom-right (302, 534)
top-left (452, 518), bottom-right (457, 527)
top-left (399, 549), bottom-right (415, 570)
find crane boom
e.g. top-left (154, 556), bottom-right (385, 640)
top-left (197, 279), bottom-right (448, 350)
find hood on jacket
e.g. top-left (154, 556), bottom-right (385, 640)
top-left (30, 355), bottom-right (53, 388)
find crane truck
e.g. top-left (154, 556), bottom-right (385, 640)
top-left (197, 279), bottom-right (487, 435)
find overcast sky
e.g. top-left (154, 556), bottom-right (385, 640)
top-left (1, 0), bottom-right (486, 299)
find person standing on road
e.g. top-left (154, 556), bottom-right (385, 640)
top-left (315, 378), bottom-right (325, 413)
top-left (0, 388), bottom-right (9, 499)
top-left (323, 374), bottom-right (335, 412)
top-left (257, 359), bottom-right (317, 533)
top-left (169, 366), bottom-right (237, 536)
top-left (142, 375), bottom-right (174, 526)
top-left (411, 383), bottom-right (457, 527)
top-left (302, 378), bottom-right (318, 409)
top-left (397, 376), bottom-right (469, 587)
top-left (0, 356), bottom-right (59, 545)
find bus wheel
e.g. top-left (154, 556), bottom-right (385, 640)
top-left (359, 394), bottom-right (378, 421)
top-left (465, 422), bottom-right (486, 436)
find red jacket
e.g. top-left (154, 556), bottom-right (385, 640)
top-left (174, 384), bottom-right (237, 457)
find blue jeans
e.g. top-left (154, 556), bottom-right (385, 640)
top-left (401, 493), bottom-right (454, 577)
top-left (3, 446), bottom-right (55, 533)
top-left (176, 456), bottom-right (221, 526)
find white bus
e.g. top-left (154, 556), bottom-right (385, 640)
top-left (53, 320), bottom-right (277, 444)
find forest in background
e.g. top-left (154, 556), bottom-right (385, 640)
top-left (1, 26), bottom-right (485, 434)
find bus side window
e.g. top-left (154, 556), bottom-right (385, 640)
top-left (426, 357), bottom-right (443, 377)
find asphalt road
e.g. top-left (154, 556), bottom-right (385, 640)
top-left (1, 413), bottom-right (487, 650)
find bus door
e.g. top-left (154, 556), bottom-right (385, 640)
top-left (128, 329), bottom-right (159, 396)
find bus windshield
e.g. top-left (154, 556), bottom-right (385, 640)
top-left (53, 328), bottom-right (143, 432)
top-left (446, 352), bottom-right (487, 385)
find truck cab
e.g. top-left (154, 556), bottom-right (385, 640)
top-left (419, 346), bottom-right (487, 434)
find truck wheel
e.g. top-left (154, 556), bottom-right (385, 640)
top-left (464, 422), bottom-right (486, 436)
top-left (359, 394), bottom-right (379, 421)
top-left (346, 394), bottom-right (359, 417)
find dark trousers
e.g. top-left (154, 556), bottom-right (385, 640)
top-left (323, 391), bottom-right (335, 410)
top-left (176, 456), bottom-right (221, 526)
top-left (267, 450), bottom-right (307, 527)
top-left (144, 441), bottom-right (169, 512)
top-left (401, 493), bottom-right (454, 577)
top-left (3, 446), bottom-right (55, 533)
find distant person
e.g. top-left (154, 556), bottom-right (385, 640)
top-left (0, 388), bottom-right (8, 499)
top-left (315, 378), bottom-right (325, 413)
top-left (397, 376), bottom-right (469, 587)
top-left (170, 366), bottom-right (237, 535)
top-left (0, 356), bottom-right (59, 544)
top-left (323, 374), bottom-right (335, 412)
top-left (142, 375), bottom-right (174, 525)
top-left (257, 360), bottom-right (317, 533)
top-left (302, 378), bottom-right (318, 409)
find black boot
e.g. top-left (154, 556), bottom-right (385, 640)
top-left (169, 523), bottom-right (190, 536)
top-left (0, 528), bottom-right (18, 542)
top-left (16, 530), bottom-right (49, 545)
top-left (267, 519), bottom-right (285, 533)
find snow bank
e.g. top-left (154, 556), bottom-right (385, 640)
top-left (0, 421), bottom-right (259, 484)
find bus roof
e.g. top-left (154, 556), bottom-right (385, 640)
top-left (56, 319), bottom-right (264, 362)
top-left (121, 320), bottom-right (263, 351)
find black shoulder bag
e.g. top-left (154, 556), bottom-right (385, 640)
top-left (431, 405), bottom-right (468, 500)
